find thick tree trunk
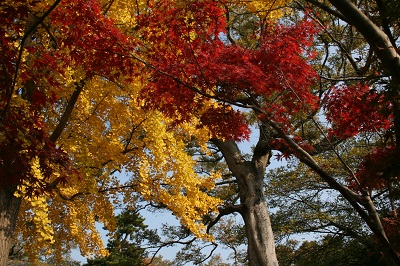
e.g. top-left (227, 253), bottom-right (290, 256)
top-left (213, 137), bottom-right (278, 266)
top-left (0, 185), bottom-right (22, 266)
top-left (243, 205), bottom-right (277, 266)
top-left (238, 163), bottom-right (278, 266)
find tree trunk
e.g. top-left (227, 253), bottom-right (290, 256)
top-left (0, 185), bottom-right (22, 266)
top-left (213, 137), bottom-right (279, 266)
top-left (238, 163), bottom-right (278, 266)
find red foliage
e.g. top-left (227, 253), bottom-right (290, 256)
top-left (270, 136), bottom-right (316, 160)
top-left (350, 145), bottom-right (399, 191)
top-left (0, 107), bottom-right (75, 193)
top-left (324, 83), bottom-right (393, 139)
top-left (200, 107), bottom-right (251, 141)
top-left (382, 212), bottom-right (400, 253)
top-left (0, 0), bottom-right (29, 99)
top-left (139, 0), bottom-right (319, 140)
top-left (0, 0), bottom-right (137, 190)
top-left (50, 0), bottom-right (138, 80)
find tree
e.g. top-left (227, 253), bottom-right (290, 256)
top-left (276, 235), bottom-right (383, 266)
top-left (137, 2), bottom-right (317, 264)
top-left (84, 208), bottom-right (158, 266)
top-left (136, 0), bottom-right (400, 265)
top-left (1, 0), bottom-right (222, 264)
top-left (3, 0), bottom-right (399, 265)
top-left (199, 254), bottom-right (231, 266)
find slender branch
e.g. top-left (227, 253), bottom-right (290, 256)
top-left (224, 5), bottom-right (236, 45)
top-left (103, 0), bottom-right (116, 15)
top-left (49, 79), bottom-right (85, 143)
top-left (320, 75), bottom-right (381, 82)
top-left (215, 179), bottom-right (237, 186)
top-left (54, 184), bottom-right (137, 201)
top-left (76, 91), bottom-right (109, 128)
top-left (145, 237), bottom-right (197, 265)
top-left (197, 243), bottom-right (218, 264)
top-left (327, 0), bottom-right (400, 81)
top-left (206, 203), bottom-right (242, 234)
top-left (275, 66), bottom-right (362, 188)
top-left (301, 0), bottom-right (348, 22)
top-left (125, 52), bottom-right (256, 110)
top-left (265, 117), bottom-right (364, 205)
top-left (298, 1), bottom-right (361, 73)
top-left (123, 118), bottom-right (146, 153)
top-left (375, 0), bottom-right (397, 48)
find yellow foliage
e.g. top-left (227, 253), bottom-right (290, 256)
top-left (228, 0), bottom-right (291, 20)
top-left (132, 112), bottom-right (222, 239)
top-left (14, 158), bottom-right (55, 261)
top-left (15, 71), bottom-right (221, 260)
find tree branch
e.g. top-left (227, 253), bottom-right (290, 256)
top-left (206, 203), bottom-right (242, 234)
top-left (49, 79), bottom-right (85, 143)
top-left (327, 0), bottom-right (400, 81)
top-left (302, 0), bottom-right (348, 22)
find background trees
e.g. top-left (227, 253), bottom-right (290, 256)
top-left (84, 208), bottom-right (158, 266)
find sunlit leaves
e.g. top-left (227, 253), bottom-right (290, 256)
top-left (134, 112), bottom-right (222, 239)
top-left (140, 3), bottom-right (319, 139)
top-left (2, 0), bottom-right (226, 261)
top-left (227, 0), bottom-right (291, 20)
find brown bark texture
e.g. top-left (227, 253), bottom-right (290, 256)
top-left (213, 138), bottom-right (278, 266)
top-left (0, 186), bottom-right (21, 266)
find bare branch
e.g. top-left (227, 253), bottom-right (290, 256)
top-left (206, 203), bottom-right (242, 234)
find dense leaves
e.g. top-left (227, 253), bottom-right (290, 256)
top-left (139, 0), bottom-right (319, 140)
top-left (324, 83), bottom-right (393, 139)
top-left (276, 235), bottom-right (384, 266)
top-left (2, 0), bottom-right (400, 264)
top-left (1, 0), bottom-right (223, 263)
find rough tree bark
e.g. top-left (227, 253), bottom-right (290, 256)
top-left (0, 186), bottom-right (22, 266)
top-left (213, 126), bottom-right (278, 266)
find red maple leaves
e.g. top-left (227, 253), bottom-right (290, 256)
top-left (50, 0), bottom-right (138, 80)
top-left (324, 82), bottom-right (397, 192)
top-left (2, 0), bottom-right (397, 200)
top-left (139, 0), bottom-right (319, 141)
top-left (324, 83), bottom-right (393, 139)
top-left (0, 107), bottom-right (74, 193)
top-left (0, 0), bottom-right (137, 190)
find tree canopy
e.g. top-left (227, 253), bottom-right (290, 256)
top-left (1, 0), bottom-right (400, 265)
